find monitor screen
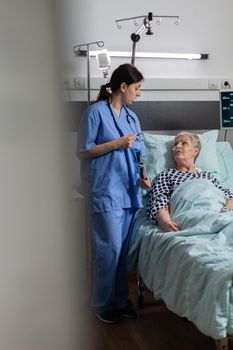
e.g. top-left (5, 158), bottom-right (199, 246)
top-left (220, 90), bottom-right (233, 129)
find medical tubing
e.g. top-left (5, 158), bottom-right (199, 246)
top-left (140, 162), bottom-right (148, 180)
top-left (108, 105), bottom-right (139, 189)
top-left (129, 150), bottom-right (149, 180)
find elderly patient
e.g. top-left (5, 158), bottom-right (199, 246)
top-left (147, 132), bottom-right (233, 231)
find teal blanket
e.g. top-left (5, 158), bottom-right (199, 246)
top-left (128, 178), bottom-right (233, 339)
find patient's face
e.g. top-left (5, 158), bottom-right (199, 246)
top-left (172, 135), bottom-right (199, 163)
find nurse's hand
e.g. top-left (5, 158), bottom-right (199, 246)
top-left (115, 135), bottom-right (136, 149)
top-left (140, 178), bottom-right (151, 189)
top-left (78, 135), bottom-right (136, 159)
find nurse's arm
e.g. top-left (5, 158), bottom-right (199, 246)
top-left (78, 135), bottom-right (136, 159)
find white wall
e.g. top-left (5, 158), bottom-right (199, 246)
top-left (60, 0), bottom-right (233, 81)
top-left (60, 0), bottom-right (233, 189)
top-left (0, 1), bottom-right (93, 350)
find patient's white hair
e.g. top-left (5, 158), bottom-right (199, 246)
top-left (175, 132), bottom-right (201, 157)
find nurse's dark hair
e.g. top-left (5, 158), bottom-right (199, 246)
top-left (96, 63), bottom-right (144, 101)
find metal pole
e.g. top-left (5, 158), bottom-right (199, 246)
top-left (131, 41), bottom-right (137, 65)
top-left (73, 41), bottom-right (104, 106)
top-left (87, 44), bottom-right (90, 106)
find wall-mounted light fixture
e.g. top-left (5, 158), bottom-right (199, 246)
top-left (89, 51), bottom-right (209, 60)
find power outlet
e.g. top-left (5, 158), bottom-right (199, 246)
top-left (221, 80), bottom-right (231, 89)
top-left (73, 77), bottom-right (85, 89)
top-left (208, 80), bottom-right (219, 89)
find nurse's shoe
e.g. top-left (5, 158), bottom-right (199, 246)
top-left (95, 310), bottom-right (119, 324)
top-left (117, 306), bottom-right (137, 318)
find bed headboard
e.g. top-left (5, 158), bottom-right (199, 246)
top-left (130, 101), bottom-right (219, 130)
top-left (65, 100), bottom-right (220, 132)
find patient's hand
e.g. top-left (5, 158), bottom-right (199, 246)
top-left (224, 199), bottom-right (233, 211)
top-left (156, 207), bottom-right (179, 232)
top-left (140, 178), bottom-right (152, 189)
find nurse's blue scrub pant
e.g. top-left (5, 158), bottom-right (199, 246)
top-left (90, 208), bottom-right (136, 313)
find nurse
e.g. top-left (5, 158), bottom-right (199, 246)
top-left (78, 63), bottom-right (151, 324)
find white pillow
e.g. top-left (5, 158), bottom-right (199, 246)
top-left (143, 130), bottom-right (221, 184)
top-left (216, 142), bottom-right (233, 192)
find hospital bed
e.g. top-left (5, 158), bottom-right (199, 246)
top-left (127, 130), bottom-right (233, 350)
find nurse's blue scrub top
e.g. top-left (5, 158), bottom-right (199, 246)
top-left (78, 100), bottom-right (145, 214)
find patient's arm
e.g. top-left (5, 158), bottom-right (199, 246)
top-left (156, 207), bottom-right (180, 232)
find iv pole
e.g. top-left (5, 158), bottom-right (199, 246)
top-left (115, 12), bottom-right (180, 65)
top-left (73, 41), bottom-right (104, 105)
top-left (131, 12), bottom-right (153, 65)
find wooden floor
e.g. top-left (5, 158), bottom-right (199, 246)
top-left (82, 272), bottom-right (233, 350)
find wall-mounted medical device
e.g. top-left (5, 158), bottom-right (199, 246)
top-left (220, 90), bottom-right (233, 129)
